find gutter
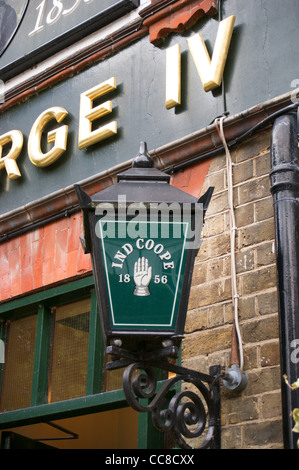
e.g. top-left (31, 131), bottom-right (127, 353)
top-left (270, 111), bottom-right (299, 449)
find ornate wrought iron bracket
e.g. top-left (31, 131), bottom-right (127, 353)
top-left (106, 345), bottom-right (222, 449)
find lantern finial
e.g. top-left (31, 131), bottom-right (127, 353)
top-left (132, 141), bottom-right (154, 168)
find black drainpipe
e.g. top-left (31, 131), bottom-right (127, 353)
top-left (270, 111), bottom-right (299, 449)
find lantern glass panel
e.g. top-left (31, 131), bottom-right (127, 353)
top-left (96, 217), bottom-right (192, 333)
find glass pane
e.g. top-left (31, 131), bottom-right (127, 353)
top-left (48, 298), bottom-right (90, 403)
top-left (0, 314), bottom-right (37, 412)
top-left (104, 362), bottom-right (123, 392)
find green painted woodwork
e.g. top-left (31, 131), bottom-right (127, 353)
top-left (0, 276), bottom-right (94, 317)
top-left (86, 290), bottom-right (105, 395)
top-left (31, 304), bottom-right (52, 407)
top-left (0, 388), bottom-right (127, 429)
top-left (138, 403), bottom-right (165, 449)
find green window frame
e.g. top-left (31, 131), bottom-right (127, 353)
top-left (0, 276), bottom-right (165, 449)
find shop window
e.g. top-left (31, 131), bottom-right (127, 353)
top-left (0, 279), bottom-right (123, 413)
top-left (104, 363), bottom-right (123, 392)
top-left (0, 314), bottom-right (37, 412)
top-left (48, 298), bottom-right (90, 403)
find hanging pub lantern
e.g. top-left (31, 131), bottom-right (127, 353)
top-left (75, 142), bottom-right (213, 356)
top-left (75, 142), bottom-right (222, 450)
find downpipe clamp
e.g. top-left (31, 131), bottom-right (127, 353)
top-left (222, 364), bottom-right (248, 392)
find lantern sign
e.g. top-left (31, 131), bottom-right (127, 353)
top-left (75, 142), bottom-right (213, 353)
top-left (75, 142), bottom-right (223, 450)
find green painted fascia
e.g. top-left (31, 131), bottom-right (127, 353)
top-left (0, 276), bottom-right (94, 318)
top-left (0, 388), bottom-right (127, 429)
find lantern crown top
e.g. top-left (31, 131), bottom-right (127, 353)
top-left (132, 141), bottom-right (154, 168)
top-left (116, 141), bottom-right (170, 184)
top-left (75, 141), bottom-right (205, 207)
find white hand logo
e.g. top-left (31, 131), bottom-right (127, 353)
top-left (133, 257), bottom-right (152, 296)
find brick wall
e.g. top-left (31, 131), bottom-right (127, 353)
top-left (182, 128), bottom-right (283, 449)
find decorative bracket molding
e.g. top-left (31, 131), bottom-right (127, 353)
top-left (106, 344), bottom-right (222, 449)
top-left (139, 0), bottom-right (218, 45)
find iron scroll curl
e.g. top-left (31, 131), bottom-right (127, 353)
top-left (122, 361), bottom-right (221, 449)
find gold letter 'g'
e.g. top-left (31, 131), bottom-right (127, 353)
top-left (28, 107), bottom-right (68, 167)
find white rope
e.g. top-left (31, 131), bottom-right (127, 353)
top-left (216, 116), bottom-right (244, 370)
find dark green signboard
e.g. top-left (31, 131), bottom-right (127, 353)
top-left (97, 219), bottom-right (191, 331)
top-left (0, 0), bottom-right (139, 79)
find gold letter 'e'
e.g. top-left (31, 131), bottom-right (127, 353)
top-left (78, 77), bottom-right (117, 150)
top-left (0, 130), bottom-right (23, 179)
top-left (28, 107), bottom-right (68, 167)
